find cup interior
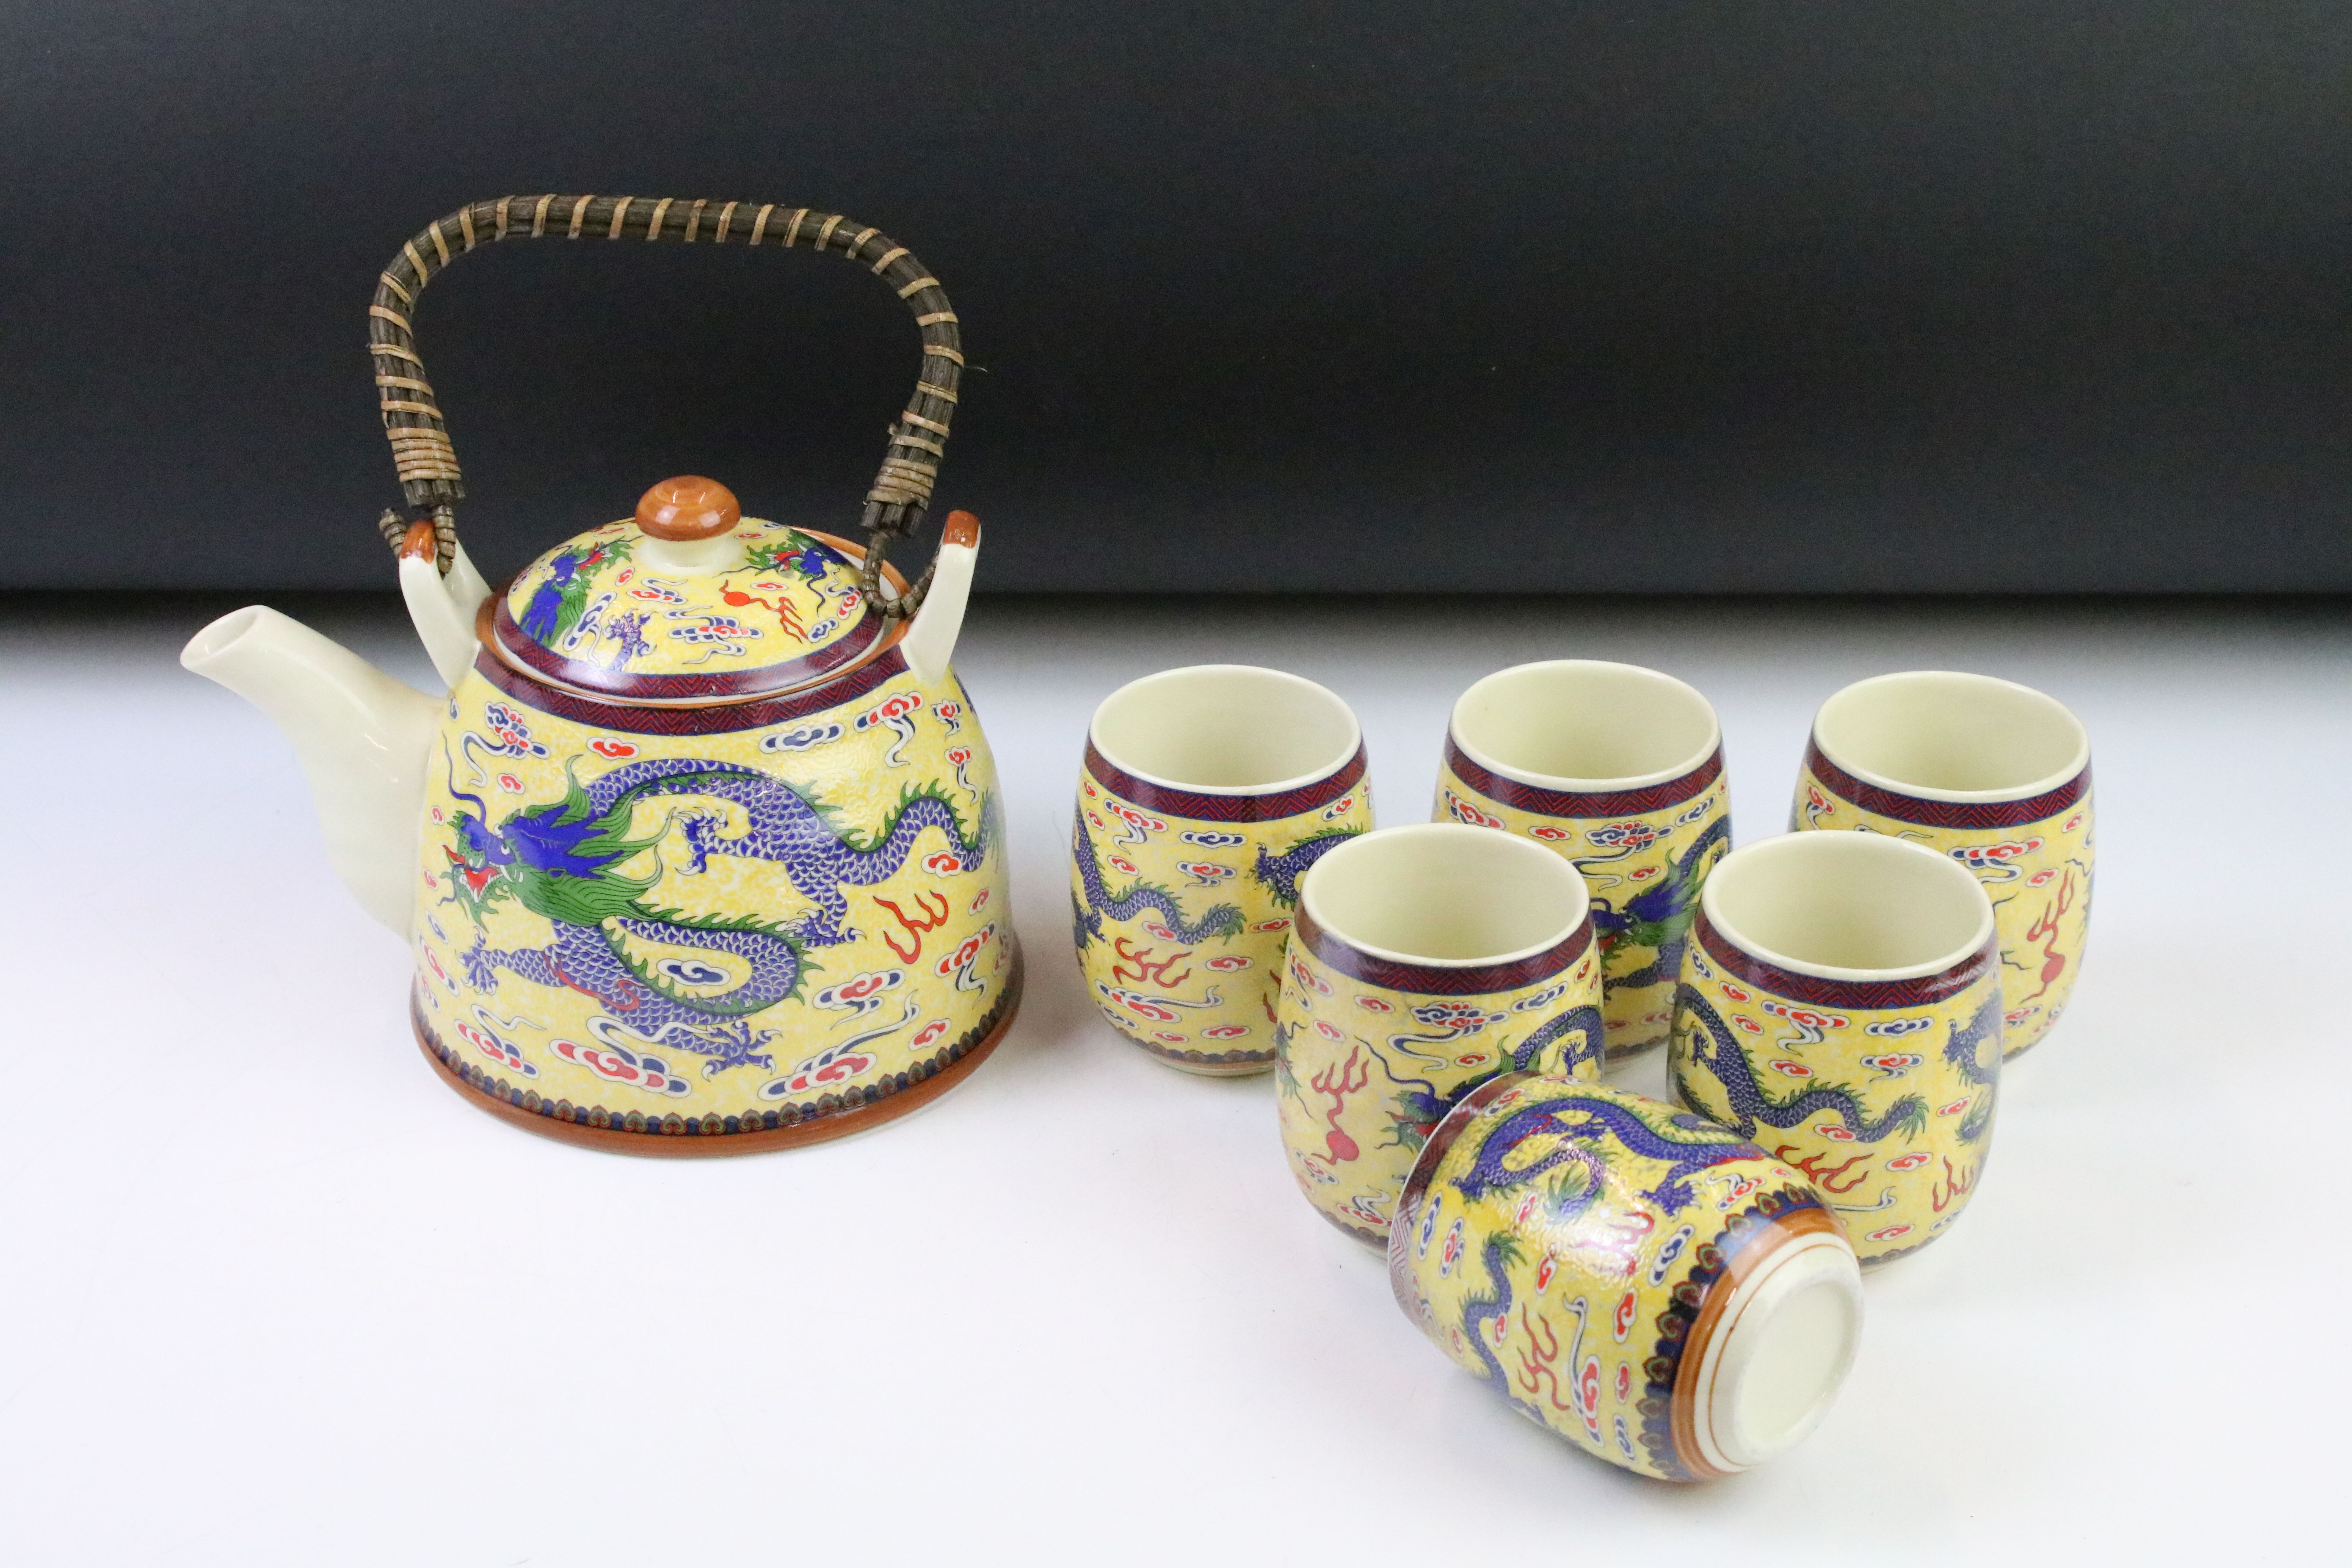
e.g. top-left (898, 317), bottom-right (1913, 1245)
top-left (1091, 665), bottom-right (1359, 791)
top-left (1452, 660), bottom-right (1718, 787)
top-left (1702, 832), bottom-right (1991, 979)
top-left (1814, 670), bottom-right (2087, 799)
top-left (1304, 824), bottom-right (1588, 964)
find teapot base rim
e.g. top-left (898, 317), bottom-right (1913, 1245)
top-left (408, 951), bottom-right (1022, 1157)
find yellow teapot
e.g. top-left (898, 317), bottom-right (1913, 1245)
top-left (181, 196), bottom-right (1018, 1153)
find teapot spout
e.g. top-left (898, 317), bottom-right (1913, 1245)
top-left (181, 606), bottom-right (439, 934)
top-left (898, 510), bottom-right (980, 688)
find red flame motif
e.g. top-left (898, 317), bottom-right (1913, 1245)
top-left (1930, 1156), bottom-right (1976, 1213)
top-left (874, 890), bottom-right (951, 963)
top-left (1773, 1143), bottom-right (1872, 1194)
top-left (1512, 1306), bottom-right (1580, 1415)
top-left (1112, 936), bottom-right (1193, 988)
top-left (1307, 1045), bottom-right (1371, 1167)
top-left (2016, 866), bottom-right (2079, 1007)
top-left (718, 581), bottom-right (808, 641)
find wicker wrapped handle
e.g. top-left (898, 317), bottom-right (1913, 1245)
top-left (367, 195), bottom-right (964, 619)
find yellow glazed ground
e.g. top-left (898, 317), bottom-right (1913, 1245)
top-left (1275, 937), bottom-right (1603, 1243)
top-left (1792, 765), bottom-right (2093, 1056)
top-left (1391, 1075), bottom-right (1846, 1481)
top-left (1668, 932), bottom-right (2000, 1263)
top-left (1070, 766), bottom-right (1370, 1073)
top-left (1436, 761), bottom-right (1729, 1056)
top-left (411, 656), bottom-right (1015, 1137)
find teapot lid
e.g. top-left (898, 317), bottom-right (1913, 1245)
top-left (489, 476), bottom-right (886, 703)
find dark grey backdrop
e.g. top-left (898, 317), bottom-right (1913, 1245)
top-left (5, 2), bottom-right (2347, 593)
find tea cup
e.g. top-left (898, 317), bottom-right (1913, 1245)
top-left (1073, 664), bottom-right (1369, 1074)
top-left (1390, 1073), bottom-right (1865, 1481)
top-left (1436, 660), bottom-right (1730, 1058)
top-left (1669, 830), bottom-right (2002, 1263)
top-left (1276, 822), bottom-right (1601, 1243)
top-left (1793, 670), bottom-right (2092, 1056)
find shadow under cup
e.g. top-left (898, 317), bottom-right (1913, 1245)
top-left (1440, 660), bottom-right (1730, 1058)
top-left (1072, 665), bottom-right (1367, 1074)
top-left (1276, 823), bottom-right (1602, 1243)
top-left (1671, 831), bottom-right (2001, 1264)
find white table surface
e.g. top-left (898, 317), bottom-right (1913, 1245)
top-left (3, 592), bottom-right (2345, 1565)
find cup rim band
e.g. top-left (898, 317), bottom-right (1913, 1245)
top-left (1694, 910), bottom-right (1996, 1009)
top-left (1294, 902), bottom-right (1593, 995)
top-left (1444, 736), bottom-right (1724, 818)
top-left (1805, 738), bottom-right (2090, 830)
top-left (1083, 740), bottom-right (1365, 822)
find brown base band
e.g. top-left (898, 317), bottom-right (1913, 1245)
top-left (1668, 1205), bottom-right (1845, 1480)
top-left (1098, 1016), bottom-right (1275, 1075)
top-left (412, 953), bottom-right (1022, 1157)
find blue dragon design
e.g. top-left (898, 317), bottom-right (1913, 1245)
top-left (1453, 1093), bottom-right (1760, 1216)
top-left (440, 751), bottom-right (990, 1075)
top-left (1365, 1005), bottom-right (1601, 1161)
top-left (1945, 989), bottom-right (2002, 1143)
top-left (1069, 813), bottom-right (1245, 950)
top-left (1511, 1005), bottom-right (1605, 1077)
top-left (1589, 814), bottom-right (1731, 991)
top-left (1671, 989), bottom-right (1929, 1144)
top-left (1251, 827), bottom-right (1361, 907)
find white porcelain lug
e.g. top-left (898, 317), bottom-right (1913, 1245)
top-left (900, 512), bottom-right (979, 688)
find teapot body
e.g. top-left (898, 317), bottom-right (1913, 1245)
top-left (411, 575), bottom-right (1016, 1151)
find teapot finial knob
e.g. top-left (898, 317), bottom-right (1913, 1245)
top-left (637, 475), bottom-right (740, 541)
